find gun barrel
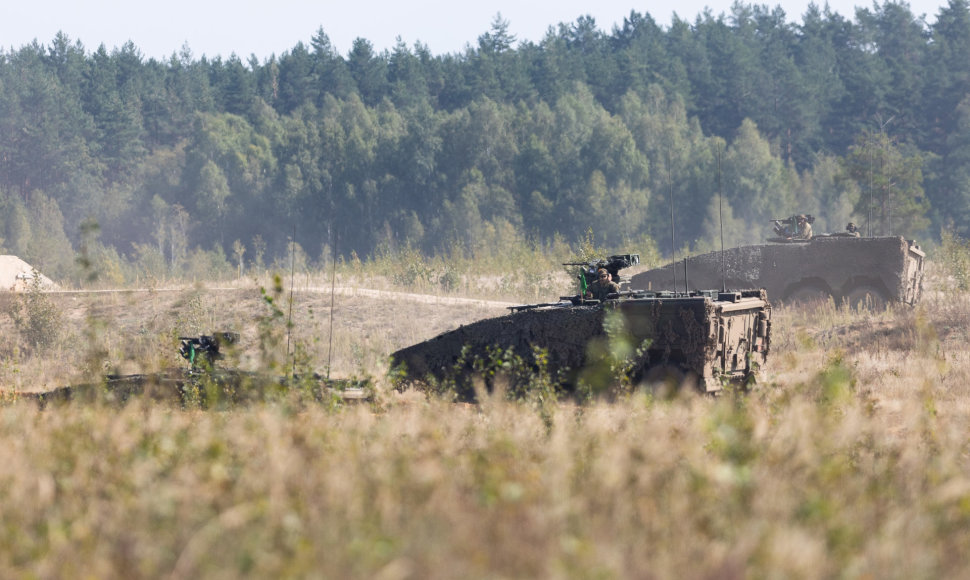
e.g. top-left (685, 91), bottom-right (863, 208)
top-left (508, 301), bottom-right (571, 312)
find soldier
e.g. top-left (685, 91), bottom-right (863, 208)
top-left (586, 268), bottom-right (620, 301)
top-left (794, 215), bottom-right (813, 240)
top-left (846, 222), bottom-right (860, 237)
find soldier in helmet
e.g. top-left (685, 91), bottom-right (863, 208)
top-left (794, 215), bottom-right (813, 240)
top-left (585, 268), bottom-right (620, 301)
top-left (846, 222), bottom-right (860, 237)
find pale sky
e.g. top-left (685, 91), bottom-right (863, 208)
top-left (3, 0), bottom-right (955, 61)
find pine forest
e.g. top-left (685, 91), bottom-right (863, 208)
top-left (3, 1), bottom-right (970, 282)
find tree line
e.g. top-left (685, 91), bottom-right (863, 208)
top-left (2, 0), bottom-right (969, 281)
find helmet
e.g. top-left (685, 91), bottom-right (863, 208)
top-left (797, 214), bottom-right (807, 222)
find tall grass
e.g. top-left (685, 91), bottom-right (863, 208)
top-left (4, 251), bottom-right (970, 576)
top-left (3, 374), bottom-right (970, 578)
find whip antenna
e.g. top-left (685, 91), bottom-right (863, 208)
top-left (327, 228), bottom-right (338, 379)
top-left (717, 143), bottom-right (726, 292)
top-left (286, 224), bottom-right (296, 372)
top-left (868, 139), bottom-right (873, 237)
top-left (684, 257), bottom-right (689, 294)
top-left (667, 150), bottom-right (678, 291)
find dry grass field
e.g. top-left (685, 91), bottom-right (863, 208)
top-left (3, 265), bottom-right (970, 578)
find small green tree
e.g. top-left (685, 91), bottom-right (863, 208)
top-left (232, 239), bottom-right (246, 277)
top-left (11, 270), bottom-right (62, 352)
top-left (937, 229), bottom-right (970, 291)
top-left (840, 129), bottom-right (930, 237)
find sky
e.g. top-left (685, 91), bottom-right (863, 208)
top-left (3, 0), bottom-right (956, 62)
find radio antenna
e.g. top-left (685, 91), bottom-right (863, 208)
top-left (286, 223), bottom-right (296, 372)
top-left (684, 257), bottom-right (689, 294)
top-left (667, 149), bottom-right (678, 291)
top-left (327, 228), bottom-right (338, 380)
top-left (717, 143), bottom-right (726, 292)
top-left (868, 138), bottom-right (873, 238)
top-left (888, 179), bottom-right (893, 236)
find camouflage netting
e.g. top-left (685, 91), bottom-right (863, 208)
top-left (392, 305), bottom-right (606, 388)
top-left (390, 296), bottom-right (736, 398)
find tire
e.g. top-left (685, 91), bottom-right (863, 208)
top-left (784, 285), bottom-right (832, 309)
top-left (844, 285), bottom-right (887, 311)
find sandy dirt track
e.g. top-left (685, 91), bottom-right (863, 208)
top-left (44, 285), bottom-right (519, 310)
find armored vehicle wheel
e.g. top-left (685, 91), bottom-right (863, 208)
top-left (641, 365), bottom-right (698, 398)
top-left (844, 285), bottom-right (887, 311)
top-left (784, 285), bottom-right (832, 308)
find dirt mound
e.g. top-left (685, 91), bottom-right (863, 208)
top-left (0, 255), bottom-right (56, 291)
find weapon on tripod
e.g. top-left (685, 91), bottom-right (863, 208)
top-left (771, 214), bottom-right (815, 238)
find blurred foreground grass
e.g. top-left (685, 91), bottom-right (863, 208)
top-left (3, 348), bottom-right (970, 578)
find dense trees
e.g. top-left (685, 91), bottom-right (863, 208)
top-left (1, 0), bottom-right (969, 281)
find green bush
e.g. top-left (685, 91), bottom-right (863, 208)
top-left (10, 271), bottom-right (62, 352)
top-left (937, 229), bottom-right (970, 290)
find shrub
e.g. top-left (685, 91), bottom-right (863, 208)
top-left (10, 270), bottom-right (62, 352)
top-left (937, 229), bottom-right (970, 290)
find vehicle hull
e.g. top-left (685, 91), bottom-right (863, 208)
top-left (631, 236), bottom-right (924, 307)
top-left (392, 290), bottom-right (771, 398)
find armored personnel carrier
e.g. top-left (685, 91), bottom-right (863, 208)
top-left (17, 333), bottom-right (370, 408)
top-left (391, 255), bottom-right (771, 399)
top-left (630, 233), bottom-right (925, 309)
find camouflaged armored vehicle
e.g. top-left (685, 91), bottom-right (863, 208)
top-left (630, 231), bottom-right (924, 309)
top-left (391, 255), bottom-right (772, 399)
top-left (19, 333), bottom-right (370, 408)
